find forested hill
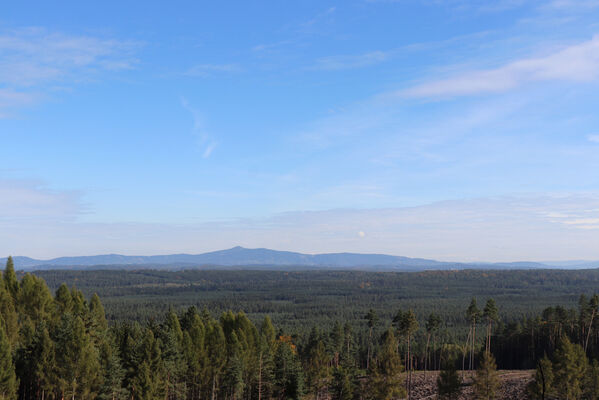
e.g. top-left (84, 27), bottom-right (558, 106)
top-left (2, 246), bottom-right (594, 270)
top-left (2, 257), bottom-right (599, 399)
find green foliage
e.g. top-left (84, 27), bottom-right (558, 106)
top-left (273, 341), bottom-right (304, 400)
top-left (585, 359), bottom-right (599, 400)
top-left (528, 356), bottom-right (554, 400)
top-left (553, 336), bottom-right (588, 400)
top-left (7, 259), bottom-right (599, 399)
top-left (331, 367), bottom-right (354, 400)
top-left (437, 357), bottom-right (461, 400)
top-left (473, 352), bottom-right (500, 400)
top-left (366, 328), bottom-right (405, 400)
top-left (3, 257), bottom-right (18, 300)
top-left (0, 324), bottom-right (17, 400)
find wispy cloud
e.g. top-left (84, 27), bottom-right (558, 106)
top-left (0, 179), bottom-right (83, 219)
top-left (181, 97), bottom-right (218, 158)
top-left (547, 0), bottom-right (599, 10)
top-left (0, 89), bottom-right (38, 118)
top-left (309, 50), bottom-right (390, 71)
top-left (0, 27), bottom-right (138, 116)
top-left (185, 63), bottom-right (241, 77)
top-left (588, 134), bottom-right (599, 143)
top-left (403, 35), bottom-right (599, 98)
top-left (2, 193), bottom-right (599, 261)
top-left (0, 27), bottom-right (137, 87)
top-left (300, 7), bottom-right (336, 28)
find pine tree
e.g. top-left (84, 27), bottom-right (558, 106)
top-left (528, 356), bottom-right (554, 400)
top-left (466, 298), bottom-right (481, 371)
top-left (483, 299), bottom-right (498, 354)
top-left (473, 352), bottom-right (499, 400)
top-left (274, 340), bottom-right (304, 400)
top-left (98, 340), bottom-right (128, 400)
top-left (331, 367), bottom-right (354, 400)
top-left (0, 284), bottom-right (18, 346)
top-left (366, 328), bottom-right (405, 400)
top-left (0, 324), bottom-right (17, 400)
top-left (257, 317), bottom-right (276, 400)
top-left (437, 357), bottom-right (461, 400)
top-left (54, 283), bottom-right (73, 314)
top-left (54, 314), bottom-right (102, 399)
top-left (223, 332), bottom-right (245, 400)
top-left (18, 273), bottom-right (53, 325)
top-left (205, 320), bottom-right (226, 400)
top-left (131, 328), bottom-right (164, 400)
top-left (329, 321), bottom-right (344, 368)
top-left (364, 309), bottom-right (378, 369)
top-left (553, 336), bottom-right (588, 400)
top-left (182, 313), bottom-right (206, 400)
top-left (585, 359), bottom-right (599, 400)
top-left (305, 332), bottom-right (329, 400)
top-left (394, 309), bottom-right (418, 399)
top-left (3, 257), bottom-right (18, 301)
top-left (31, 322), bottom-right (58, 399)
top-left (425, 312), bottom-right (441, 376)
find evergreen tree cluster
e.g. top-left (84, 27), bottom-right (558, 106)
top-left (0, 258), bottom-right (409, 400)
top-left (5, 254), bottom-right (599, 400)
top-left (0, 257), bottom-right (307, 400)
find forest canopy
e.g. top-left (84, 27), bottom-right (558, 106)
top-left (3, 258), bottom-right (599, 399)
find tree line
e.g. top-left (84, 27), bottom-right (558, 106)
top-left (2, 257), bottom-right (599, 399)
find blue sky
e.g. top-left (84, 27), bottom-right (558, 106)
top-left (2, 0), bottom-right (599, 261)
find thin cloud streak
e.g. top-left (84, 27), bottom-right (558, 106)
top-left (181, 97), bottom-right (218, 158)
top-left (0, 27), bottom-right (137, 87)
top-left (403, 35), bottom-right (599, 98)
top-left (309, 51), bottom-right (390, 71)
top-left (185, 63), bottom-right (241, 77)
top-left (2, 193), bottom-right (599, 261)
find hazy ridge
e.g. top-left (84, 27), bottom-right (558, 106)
top-left (3, 246), bottom-right (598, 271)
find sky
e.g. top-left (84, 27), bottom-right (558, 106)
top-left (2, 0), bottom-right (599, 261)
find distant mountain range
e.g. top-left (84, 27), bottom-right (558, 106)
top-left (2, 246), bottom-right (598, 271)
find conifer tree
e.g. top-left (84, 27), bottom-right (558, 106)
top-left (273, 340), bottom-right (304, 400)
top-left (331, 367), bottom-right (354, 400)
top-left (31, 322), bottom-right (57, 399)
top-left (528, 356), bottom-right (554, 400)
top-left (89, 293), bottom-right (108, 333)
top-left (55, 283), bottom-right (73, 314)
top-left (257, 317), bottom-right (276, 400)
top-left (585, 359), bottom-right (599, 400)
top-left (205, 320), bottom-right (226, 400)
top-left (223, 332), bottom-right (245, 400)
top-left (0, 324), bottom-right (17, 400)
top-left (18, 274), bottom-right (53, 325)
top-left (329, 321), bottom-right (344, 367)
top-left (394, 309), bottom-right (418, 399)
top-left (366, 328), bottom-right (405, 400)
top-left (305, 331), bottom-right (329, 400)
top-left (54, 314), bottom-right (102, 399)
top-left (425, 312), bottom-right (441, 376)
top-left (364, 309), bottom-right (378, 369)
top-left (3, 257), bottom-right (18, 301)
top-left (483, 299), bottom-right (498, 354)
top-left (553, 336), bottom-right (588, 400)
top-left (585, 295), bottom-right (599, 353)
top-left (473, 352), bottom-right (499, 400)
top-left (182, 313), bottom-right (206, 400)
top-left (466, 298), bottom-right (481, 370)
top-left (98, 340), bottom-right (128, 400)
top-left (131, 328), bottom-right (164, 400)
top-left (437, 357), bottom-right (461, 400)
top-left (0, 284), bottom-right (18, 346)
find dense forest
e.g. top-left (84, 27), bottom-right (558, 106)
top-left (2, 257), bottom-right (599, 399)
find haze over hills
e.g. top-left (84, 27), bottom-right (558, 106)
top-left (2, 246), bottom-right (598, 271)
